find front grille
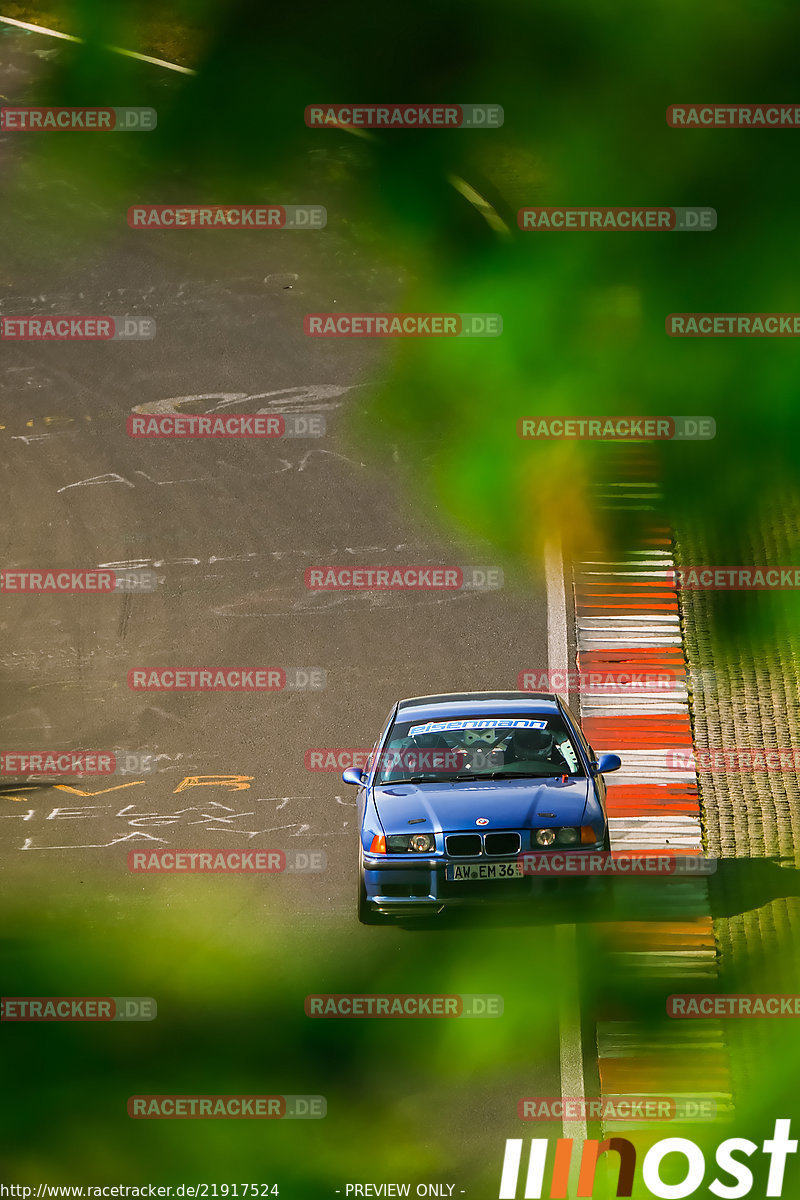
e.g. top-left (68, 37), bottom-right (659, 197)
top-left (446, 834), bottom-right (482, 857)
top-left (445, 832), bottom-right (521, 856)
top-left (484, 832), bottom-right (520, 855)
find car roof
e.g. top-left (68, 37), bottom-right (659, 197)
top-left (395, 691), bottom-right (561, 723)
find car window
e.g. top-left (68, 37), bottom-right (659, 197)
top-left (559, 697), bottom-right (594, 763)
top-left (374, 713), bottom-right (584, 784)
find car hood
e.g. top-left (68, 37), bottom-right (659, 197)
top-left (372, 776), bottom-right (591, 835)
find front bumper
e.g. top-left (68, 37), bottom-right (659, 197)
top-left (362, 846), bottom-right (606, 914)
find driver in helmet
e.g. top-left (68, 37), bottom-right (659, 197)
top-left (506, 725), bottom-right (564, 767)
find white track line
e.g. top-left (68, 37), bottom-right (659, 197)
top-left (546, 538), bottom-right (586, 1196)
top-left (546, 539), bottom-right (569, 677)
top-left (0, 14), bottom-right (196, 74)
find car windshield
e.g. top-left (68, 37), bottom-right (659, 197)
top-left (372, 712), bottom-right (584, 784)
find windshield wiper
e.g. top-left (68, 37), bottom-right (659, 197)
top-left (447, 770), bottom-right (574, 781)
top-left (445, 771), bottom-right (517, 781)
top-left (380, 771), bottom-right (577, 784)
top-left (486, 770), bottom-right (567, 779)
top-left (379, 773), bottom-right (443, 784)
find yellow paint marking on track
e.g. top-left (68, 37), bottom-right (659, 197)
top-left (0, 415), bottom-right (96, 434)
top-left (24, 416), bottom-right (87, 428)
top-left (172, 775), bottom-right (254, 793)
top-left (49, 775), bottom-right (255, 796)
top-left (54, 781), bottom-right (146, 796)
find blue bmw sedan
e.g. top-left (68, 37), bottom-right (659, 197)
top-left (343, 690), bottom-right (621, 923)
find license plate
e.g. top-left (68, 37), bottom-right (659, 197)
top-left (446, 862), bottom-right (523, 881)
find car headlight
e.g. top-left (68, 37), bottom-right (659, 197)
top-left (386, 833), bottom-right (435, 853)
top-left (533, 826), bottom-right (600, 849)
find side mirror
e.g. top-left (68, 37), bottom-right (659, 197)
top-left (595, 752), bottom-right (622, 775)
top-left (342, 767), bottom-right (365, 786)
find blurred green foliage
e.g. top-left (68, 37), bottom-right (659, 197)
top-left (3, 3), bottom-right (800, 1193)
top-left (4, 868), bottom-right (800, 1195)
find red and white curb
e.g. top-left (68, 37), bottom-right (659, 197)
top-left (573, 494), bottom-right (733, 1129)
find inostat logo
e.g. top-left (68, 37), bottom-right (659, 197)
top-left (499, 1122), bottom-right (796, 1197)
